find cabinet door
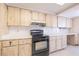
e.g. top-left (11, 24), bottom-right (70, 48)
top-left (19, 44), bottom-right (32, 56)
top-left (66, 18), bottom-right (72, 28)
top-left (56, 36), bottom-right (62, 50)
top-left (61, 36), bottom-right (67, 48)
top-left (49, 37), bottom-right (56, 53)
top-left (58, 16), bottom-right (66, 28)
top-left (0, 41), bottom-right (1, 56)
top-left (38, 13), bottom-right (46, 23)
top-left (8, 7), bottom-right (20, 26)
top-left (21, 9), bottom-right (31, 26)
top-left (2, 45), bottom-right (18, 56)
top-left (52, 15), bottom-right (57, 27)
top-left (0, 3), bottom-right (8, 35)
top-left (46, 14), bottom-right (52, 27)
top-left (32, 11), bottom-right (39, 22)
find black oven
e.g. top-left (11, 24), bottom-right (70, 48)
top-left (31, 29), bottom-right (49, 56)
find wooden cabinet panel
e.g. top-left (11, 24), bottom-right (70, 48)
top-left (2, 40), bottom-right (10, 47)
top-left (0, 3), bottom-right (8, 35)
top-left (19, 44), bottom-right (32, 56)
top-left (8, 7), bottom-right (20, 26)
top-left (56, 36), bottom-right (62, 50)
top-left (52, 16), bottom-right (57, 27)
top-left (46, 15), bottom-right (52, 27)
top-left (19, 39), bottom-right (32, 45)
top-left (21, 9), bottom-right (31, 26)
top-left (58, 16), bottom-right (66, 28)
top-left (49, 36), bottom-right (56, 53)
top-left (61, 36), bottom-right (67, 48)
top-left (0, 41), bottom-right (1, 56)
top-left (66, 18), bottom-right (72, 28)
top-left (10, 40), bottom-right (18, 46)
top-left (2, 45), bottom-right (18, 56)
top-left (38, 13), bottom-right (46, 23)
top-left (46, 15), bottom-right (57, 27)
top-left (0, 48), bottom-right (1, 56)
top-left (2, 40), bottom-right (18, 47)
top-left (32, 11), bottom-right (38, 22)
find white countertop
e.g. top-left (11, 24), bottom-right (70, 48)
top-left (0, 33), bottom-right (32, 40)
top-left (0, 32), bottom-right (78, 40)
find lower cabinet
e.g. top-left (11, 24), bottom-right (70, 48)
top-left (2, 45), bottom-right (18, 56)
top-left (19, 44), bottom-right (32, 56)
top-left (49, 36), bottom-right (67, 53)
top-left (56, 36), bottom-right (62, 50)
top-left (0, 42), bottom-right (1, 56)
top-left (49, 37), bottom-right (56, 53)
top-left (61, 36), bottom-right (67, 48)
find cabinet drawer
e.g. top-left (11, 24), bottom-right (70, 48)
top-left (2, 40), bottom-right (10, 47)
top-left (19, 39), bottom-right (32, 44)
top-left (10, 40), bottom-right (18, 46)
top-left (2, 40), bottom-right (18, 47)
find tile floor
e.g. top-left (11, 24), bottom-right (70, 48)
top-left (49, 45), bottom-right (79, 56)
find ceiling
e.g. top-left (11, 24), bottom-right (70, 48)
top-left (6, 3), bottom-right (76, 15)
top-left (58, 4), bottom-right (79, 18)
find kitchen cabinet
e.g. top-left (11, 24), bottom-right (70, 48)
top-left (67, 34), bottom-right (79, 45)
top-left (66, 18), bottom-right (72, 28)
top-left (49, 36), bottom-right (67, 53)
top-left (0, 41), bottom-right (1, 56)
top-left (52, 15), bottom-right (57, 27)
top-left (38, 13), bottom-right (46, 23)
top-left (8, 7), bottom-right (20, 26)
top-left (46, 15), bottom-right (57, 27)
top-left (2, 45), bottom-right (18, 56)
top-left (32, 11), bottom-right (39, 22)
top-left (61, 36), bottom-right (67, 48)
top-left (19, 44), bottom-right (32, 56)
top-left (21, 9), bottom-right (31, 26)
top-left (49, 36), bottom-right (56, 53)
top-left (0, 3), bottom-right (8, 35)
top-left (46, 14), bottom-right (52, 27)
top-left (18, 39), bottom-right (32, 56)
top-left (58, 16), bottom-right (66, 28)
top-left (56, 36), bottom-right (62, 50)
top-left (2, 40), bottom-right (19, 56)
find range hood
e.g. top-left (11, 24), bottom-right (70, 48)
top-left (31, 22), bottom-right (46, 27)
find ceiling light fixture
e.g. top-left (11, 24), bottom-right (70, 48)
top-left (57, 3), bottom-right (65, 6)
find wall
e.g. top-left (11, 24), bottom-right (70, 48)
top-left (1, 25), bottom-right (69, 38)
top-left (70, 17), bottom-right (79, 33)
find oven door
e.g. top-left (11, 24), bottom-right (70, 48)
top-left (32, 40), bottom-right (49, 54)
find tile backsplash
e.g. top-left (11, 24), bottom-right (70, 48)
top-left (1, 26), bottom-right (69, 38)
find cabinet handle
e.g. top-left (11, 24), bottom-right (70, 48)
top-left (9, 41), bottom-right (12, 46)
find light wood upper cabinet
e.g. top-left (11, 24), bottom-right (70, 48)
top-left (8, 7), bottom-right (20, 26)
top-left (32, 11), bottom-right (39, 22)
top-left (2, 45), bottom-right (18, 56)
top-left (46, 15), bottom-right (57, 27)
top-left (21, 9), bottom-right (31, 26)
top-left (46, 14), bottom-right (52, 27)
top-left (32, 11), bottom-right (46, 23)
top-left (38, 13), bottom-right (46, 23)
top-left (19, 44), bottom-right (32, 56)
top-left (66, 18), bottom-right (72, 28)
top-left (52, 15), bottom-right (57, 27)
top-left (58, 16), bottom-right (66, 28)
top-left (0, 3), bottom-right (8, 35)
